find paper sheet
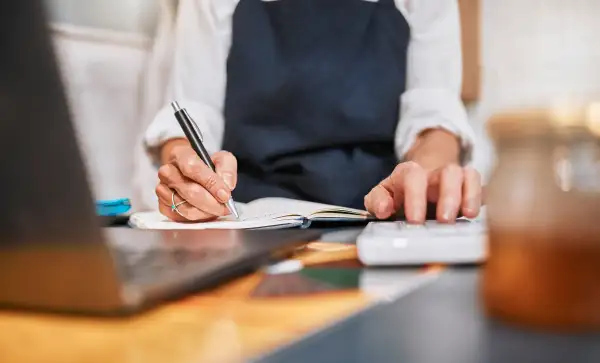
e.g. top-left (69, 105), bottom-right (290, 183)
top-left (244, 198), bottom-right (366, 218)
top-left (128, 211), bottom-right (303, 230)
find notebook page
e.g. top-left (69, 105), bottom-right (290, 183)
top-left (234, 200), bottom-right (305, 221)
top-left (244, 198), bottom-right (367, 219)
top-left (129, 211), bottom-right (302, 230)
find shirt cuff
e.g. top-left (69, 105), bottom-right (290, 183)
top-left (395, 88), bottom-right (476, 166)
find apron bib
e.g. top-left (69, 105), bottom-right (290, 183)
top-left (223, 0), bottom-right (410, 209)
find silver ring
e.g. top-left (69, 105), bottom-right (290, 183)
top-left (171, 190), bottom-right (188, 218)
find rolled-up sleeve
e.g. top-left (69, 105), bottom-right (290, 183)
top-left (394, 0), bottom-right (476, 165)
top-left (143, 0), bottom-right (238, 163)
top-left (133, 0), bottom-right (236, 210)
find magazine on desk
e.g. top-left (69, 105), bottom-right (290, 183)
top-left (129, 198), bottom-right (373, 230)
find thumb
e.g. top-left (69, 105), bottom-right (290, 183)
top-left (212, 151), bottom-right (238, 190)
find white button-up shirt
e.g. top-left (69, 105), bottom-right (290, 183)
top-left (135, 0), bottom-right (476, 209)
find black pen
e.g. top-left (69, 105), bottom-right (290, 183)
top-left (171, 101), bottom-right (240, 219)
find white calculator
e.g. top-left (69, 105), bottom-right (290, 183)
top-left (356, 219), bottom-right (487, 266)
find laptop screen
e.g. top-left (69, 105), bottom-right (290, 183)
top-left (0, 1), bottom-right (101, 245)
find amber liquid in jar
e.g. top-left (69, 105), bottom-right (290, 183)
top-left (483, 229), bottom-right (600, 331)
top-left (482, 109), bottom-right (600, 331)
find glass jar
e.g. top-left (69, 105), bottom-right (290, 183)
top-left (482, 105), bottom-right (600, 331)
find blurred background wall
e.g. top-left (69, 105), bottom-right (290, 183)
top-left (44, 0), bottom-right (600, 205)
top-left (45, 0), bottom-right (160, 203)
top-left (469, 0), bottom-right (600, 179)
top-left (47, 0), bottom-right (158, 35)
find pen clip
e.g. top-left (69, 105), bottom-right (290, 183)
top-left (184, 109), bottom-right (203, 142)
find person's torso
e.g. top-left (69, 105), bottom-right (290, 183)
top-left (222, 0), bottom-right (410, 209)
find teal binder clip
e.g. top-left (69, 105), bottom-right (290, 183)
top-left (96, 198), bottom-right (132, 217)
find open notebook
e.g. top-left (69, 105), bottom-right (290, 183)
top-left (129, 198), bottom-right (372, 230)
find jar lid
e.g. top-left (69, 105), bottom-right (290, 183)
top-left (488, 103), bottom-right (600, 140)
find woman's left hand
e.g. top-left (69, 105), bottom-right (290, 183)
top-left (364, 129), bottom-right (483, 223)
top-left (364, 162), bottom-right (482, 223)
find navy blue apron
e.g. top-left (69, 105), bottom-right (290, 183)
top-left (223, 0), bottom-right (410, 209)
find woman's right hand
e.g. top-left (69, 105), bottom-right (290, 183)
top-left (155, 139), bottom-right (238, 222)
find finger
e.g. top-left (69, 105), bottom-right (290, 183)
top-left (155, 183), bottom-right (218, 222)
top-left (172, 182), bottom-right (231, 217)
top-left (158, 163), bottom-right (184, 184)
top-left (158, 203), bottom-right (191, 223)
top-left (461, 166), bottom-right (482, 219)
top-left (171, 152), bottom-right (232, 204)
top-left (212, 151), bottom-right (238, 190)
top-left (156, 183), bottom-right (217, 222)
top-left (156, 185), bottom-right (197, 222)
top-left (155, 182), bottom-right (179, 207)
top-left (364, 184), bottom-right (395, 219)
top-left (158, 203), bottom-right (217, 223)
top-left (158, 165), bottom-right (229, 216)
top-left (433, 165), bottom-right (464, 223)
top-left (366, 161), bottom-right (420, 220)
top-left (399, 166), bottom-right (428, 224)
top-left (384, 161), bottom-right (426, 219)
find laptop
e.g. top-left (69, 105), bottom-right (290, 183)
top-left (0, 1), bottom-right (320, 315)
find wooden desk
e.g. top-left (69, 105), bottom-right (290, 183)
top-left (0, 242), bottom-right (438, 363)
